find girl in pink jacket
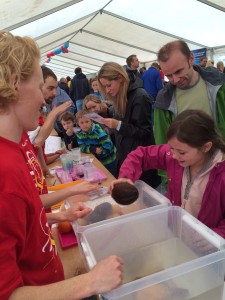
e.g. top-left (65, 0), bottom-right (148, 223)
top-left (114, 109), bottom-right (225, 238)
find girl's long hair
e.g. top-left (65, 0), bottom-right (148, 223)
top-left (167, 109), bottom-right (225, 155)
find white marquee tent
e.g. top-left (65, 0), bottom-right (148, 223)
top-left (2, 0), bottom-right (225, 79)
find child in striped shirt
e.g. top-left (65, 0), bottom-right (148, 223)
top-left (76, 109), bottom-right (117, 178)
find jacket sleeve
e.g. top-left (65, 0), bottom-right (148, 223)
top-left (95, 127), bottom-right (114, 156)
top-left (212, 222), bottom-right (225, 239)
top-left (154, 108), bottom-right (173, 145)
top-left (119, 144), bottom-right (169, 182)
top-left (156, 73), bottom-right (163, 94)
top-left (76, 135), bottom-right (90, 154)
top-left (119, 92), bottom-right (152, 140)
top-left (206, 173), bottom-right (225, 238)
top-left (215, 84), bottom-right (225, 141)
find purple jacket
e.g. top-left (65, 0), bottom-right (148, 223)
top-left (119, 144), bottom-right (225, 238)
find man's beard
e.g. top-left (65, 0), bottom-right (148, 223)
top-left (45, 98), bottom-right (53, 104)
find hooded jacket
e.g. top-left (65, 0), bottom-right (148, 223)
top-left (69, 72), bottom-right (90, 102)
top-left (119, 144), bottom-right (225, 238)
top-left (154, 65), bottom-right (225, 144)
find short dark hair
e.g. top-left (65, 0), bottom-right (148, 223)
top-left (41, 66), bottom-right (57, 81)
top-left (167, 109), bottom-right (225, 155)
top-left (66, 76), bottom-right (71, 82)
top-left (157, 40), bottom-right (191, 62)
top-left (200, 56), bottom-right (207, 62)
top-left (60, 111), bottom-right (75, 123)
top-left (151, 62), bottom-right (159, 69)
top-left (75, 67), bottom-right (82, 74)
top-left (126, 55), bottom-right (136, 67)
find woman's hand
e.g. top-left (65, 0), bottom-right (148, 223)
top-left (63, 202), bottom-right (92, 221)
top-left (87, 255), bottom-right (124, 294)
top-left (68, 181), bottom-right (98, 195)
top-left (102, 118), bottom-right (119, 129)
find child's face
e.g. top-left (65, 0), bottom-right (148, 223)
top-left (61, 119), bottom-right (74, 130)
top-left (85, 100), bottom-right (101, 114)
top-left (78, 116), bottom-right (92, 132)
top-left (168, 137), bottom-right (209, 170)
top-left (91, 80), bottom-right (99, 92)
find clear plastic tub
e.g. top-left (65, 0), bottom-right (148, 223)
top-left (71, 180), bottom-right (171, 234)
top-left (81, 206), bottom-right (225, 300)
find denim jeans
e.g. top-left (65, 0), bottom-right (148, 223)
top-left (76, 99), bottom-right (83, 112)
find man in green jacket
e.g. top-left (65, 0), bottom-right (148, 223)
top-left (154, 40), bottom-right (225, 184)
top-left (154, 40), bottom-right (225, 145)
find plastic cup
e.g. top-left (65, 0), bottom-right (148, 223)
top-left (84, 166), bottom-right (96, 182)
top-left (60, 153), bottom-right (73, 172)
top-left (71, 147), bottom-right (81, 162)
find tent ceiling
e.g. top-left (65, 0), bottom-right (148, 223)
top-left (3, 0), bottom-right (225, 78)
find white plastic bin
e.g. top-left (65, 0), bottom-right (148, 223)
top-left (81, 206), bottom-right (225, 300)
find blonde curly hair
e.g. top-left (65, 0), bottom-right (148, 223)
top-left (0, 31), bottom-right (40, 111)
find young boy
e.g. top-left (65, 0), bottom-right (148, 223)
top-left (76, 109), bottom-right (117, 177)
top-left (90, 78), bottom-right (104, 100)
top-left (60, 111), bottom-right (78, 150)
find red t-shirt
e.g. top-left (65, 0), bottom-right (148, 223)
top-left (20, 132), bottom-right (52, 213)
top-left (20, 132), bottom-right (48, 195)
top-left (0, 136), bottom-right (64, 299)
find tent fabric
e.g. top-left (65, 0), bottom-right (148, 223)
top-left (3, 0), bottom-right (225, 79)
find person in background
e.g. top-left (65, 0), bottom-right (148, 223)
top-left (90, 77), bottom-right (104, 100)
top-left (33, 66), bottom-right (75, 143)
top-left (76, 109), bottom-right (117, 177)
top-left (142, 62), bottom-right (163, 122)
top-left (113, 110), bottom-right (225, 238)
top-left (199, 56), bottom-right (208, 68)
top-left (0, 30), bottom-right (123, 300)
top-left (126, 54), bottom-right (143, 83)
top-left (69, 67), bottom-right (90, 112)
top-left (142, 62), bottom-right (163, 100)
top-left (97, 62), bottom-right (161, 188)
top-left (28, 67), bottom-right (74, 170)
top-left (83, 94), bottom-right (113, 118)
top-left (83, 94), bottom-right (115, 145)
top-left (58, 77), bottom-right (69, 95)
top-left (59, 111), bottom-right (78, 150)
top-left (50, 85), bottom-right (76, 137)
top-left (139, 66), bottom-right (146, 77)
top-left (154, 40), bottom-right (225, 146)
top-left (217, 61), bottom-right (225, 73)
top-left (66, 76), bottom-right (71, 88)
top-left (154, 41), bottom-right (225, 186)
top-left (205, 59), bottom-right (215, 68)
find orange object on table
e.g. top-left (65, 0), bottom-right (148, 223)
top-left (48, 179), bottom-right (84, 191)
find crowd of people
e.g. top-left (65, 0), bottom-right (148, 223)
top-left (1, 28), bottom-right (225, 299)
